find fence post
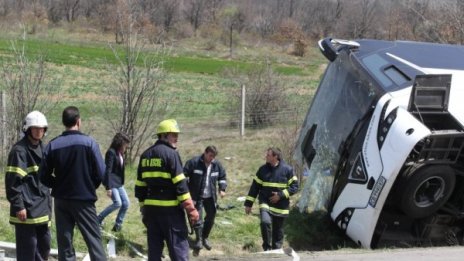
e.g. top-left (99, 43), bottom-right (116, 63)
top-left (240, 84), bottom-right (245, 137)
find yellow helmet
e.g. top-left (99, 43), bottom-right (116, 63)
top-left (156, 119), bottom-right (180, 134)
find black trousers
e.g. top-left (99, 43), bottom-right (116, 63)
top-left (193, 197), bottom-right (217, 238)
top-left (15, 223), bottom-right (51, 261)
top-left (259, 209), bottom-right (285, 251)
top-left (54, 199), bottom-right (106, 261)
top-left (143, 208), bottom-right (189, 261)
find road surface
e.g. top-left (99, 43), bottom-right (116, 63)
top-left (189, 246), bottom-right (464, 261)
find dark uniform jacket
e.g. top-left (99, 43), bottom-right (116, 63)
top-left (135, 140), bottom-right (192, 215)
top-left (5, 137), bottom-right (51, 225)
top-left (184, 155), bottom-right (227, 203)
top-left (244, 160), bottom-right (298, 217)
top-left (103, 148), bottom-right (125, 190)
top-left (39, 130), bottom-right (105, 202)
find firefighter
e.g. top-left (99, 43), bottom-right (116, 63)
top-left (5, 111), bottom-right (51, 261)
top-left (244, 147), bottom-right (299, 251)
top-left (135, 119), bottom-right (199, 261)
top-left (184, 145), bottom-right (227, 252)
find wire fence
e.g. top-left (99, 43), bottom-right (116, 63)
top-left (0, 102), bottom-right (310, 165)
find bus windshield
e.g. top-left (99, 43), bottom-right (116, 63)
top-left (296, 55), bottom-right (380, 211)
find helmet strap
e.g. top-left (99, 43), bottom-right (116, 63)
top-left (26, 128), bottom-right (44, 144)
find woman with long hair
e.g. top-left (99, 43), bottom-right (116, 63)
top-left (98, 132), bottom-right (131, 232)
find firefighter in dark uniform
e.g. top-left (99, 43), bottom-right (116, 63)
top-left (5, 111), bottom-right (51, 261)
top-left (244, 147), bottom-right (298, 251)
top-left (135, 119), bottom-right (199, 261)
top-left (184, 145), bottom-right (227, 252)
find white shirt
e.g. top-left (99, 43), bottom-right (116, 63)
top-left (202, 164), bottom-right (212, 198)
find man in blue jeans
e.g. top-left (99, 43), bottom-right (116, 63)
top-left (39, 106), bottom-right (107, 261)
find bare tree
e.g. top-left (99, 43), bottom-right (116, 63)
top-left (223, 59), bottom-right (288, 128)
top-left (384, 0), bottom-right (405, 40)
top-left (425, 0), bottom-right (464, 44)
top-left (183, 0), bottom-right (206, 33)
top-left (0, 32), bottom-right (60, 159)
top-left (220, 5), bottom-right (245, 57)
top-left (299, 0), bottom-right (343, 39)
top-left (64, 0), bottom-right (80, 22)
top-left (403, 0), bottom-right (431, 40)
top-left (103, 0), bottom-right (166, 163)
top-left (252, 15), bottom-right (275, 38)
top-left (445, 0), bottom-right (464, 44)
top-left (203, 0), bottom-right (224, 23)
top-left (144, 0), bottom-right (178, 33)
top-left (113, 0), bottom-right (133, 44)
top-left (351, 0), bottom-right (380, 38)
top-left (276, 123), bottom-right (304, 187)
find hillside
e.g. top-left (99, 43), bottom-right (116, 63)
top-left (0, 26), bottom-right (331, 259)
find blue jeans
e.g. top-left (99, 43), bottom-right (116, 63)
top-left (98, 186), bottom-right (130, 226)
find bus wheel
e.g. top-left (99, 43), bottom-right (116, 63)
top-left (400, 165), bottom-right (455, 219)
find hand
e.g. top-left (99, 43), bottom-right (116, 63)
top-left (245, 206), bottom-right (252, 215)
top-left (16, 209), bottom-right (27, 221)
top-left (182, 199), bottom-right (199, 224)
top-left (219, 190), bottom-right (226, 198)
top-left (106, 190), bottom-right (112, 198)
top-left (188, 209), bottom-right (200, 225)
top-left (269, 192), bottom-right (280, 204)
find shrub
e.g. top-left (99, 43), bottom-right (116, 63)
top-left (222, 61), bottom-right (289, 128)
top-left (173, 22), bottom-right (194, 39)
top-left (285, 208), bottom-right (357, 250)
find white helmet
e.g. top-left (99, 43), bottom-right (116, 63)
top-left (23, 110), bottom-right (48, 132)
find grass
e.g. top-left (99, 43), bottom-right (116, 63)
top-left (0, 37), bottom-right (312, 76)
top-left (0, 28), bottom-right (333, 259)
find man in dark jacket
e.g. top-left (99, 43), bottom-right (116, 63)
top-left (39, 106), bottom-right (107, 261)
top-left (184, 145), bottom-right (227, 252)
top-left (135, 119), bottom-right (199, 261)
top-left (5, 111), bottom-right (51, 261)
top-left (244, 147), bottom-right (298, 251)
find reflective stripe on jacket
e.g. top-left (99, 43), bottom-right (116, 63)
top-left (244, 161), bottom-right (298, 217)
top-left (135, 140), bottom-right (191, 214)
top-left (5, 137), bottom-right (51, 225)
top-left (184, 154), bottom-right (227, 202)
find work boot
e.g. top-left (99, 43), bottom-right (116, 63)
top-left (97, 217), bottom-right (104, 230)
top-left (202, 238), bottom-right (212, 251)
top-left (112, 224), bottom-right (122, 232)
top-left (193, 227), bottom-right (203, 250)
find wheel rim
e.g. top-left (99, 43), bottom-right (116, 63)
top-left (413, 175), bottom-right (445, 208)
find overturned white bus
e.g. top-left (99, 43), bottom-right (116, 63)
top-left (296, 38), bottom-right (464, 248)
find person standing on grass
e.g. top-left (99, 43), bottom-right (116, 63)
top-left (135, 119), bottom-right (199, 261)
top-left (39, 106), bottom-right (107, 261)
top-left (5, 111), bottom-right (51, 261)
top-left (98, 132), bottom-right (131, 232)
top-left (184, 145), bottom-right (227, 252)
top-left (244, 147), bottom-right (298, 251)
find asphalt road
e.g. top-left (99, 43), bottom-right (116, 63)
top-left (188, 246), bottom-right (464, 261)
top-left (3, 244), bottom-right (464, 260)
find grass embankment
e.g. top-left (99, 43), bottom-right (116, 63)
top-left (0, 33), bottom-right (339, 259)
top-left (0, 37), bottom-right (311, 76)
